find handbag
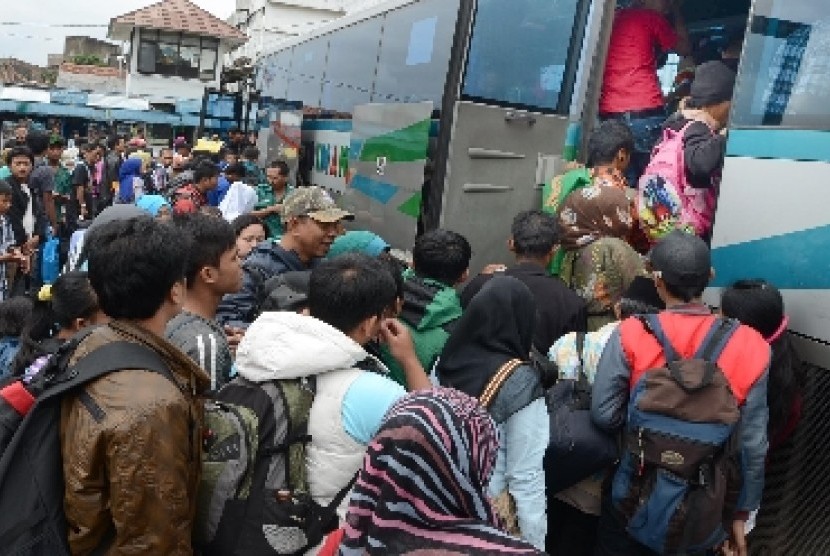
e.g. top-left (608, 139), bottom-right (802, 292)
top-left (544, 333), bottom-right (619, 494)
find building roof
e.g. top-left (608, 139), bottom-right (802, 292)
top-left (109, 0), bottom-right (247, 45)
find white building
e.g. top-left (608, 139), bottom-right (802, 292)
top-left (108, 0), bottom-right (248, 107)
top-left (228, 0), bottom-right (387, 62)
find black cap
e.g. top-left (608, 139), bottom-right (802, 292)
top-left (689, 61), bottom-right (736, 107)
top-left (648, 230), bottom-right (711, 287)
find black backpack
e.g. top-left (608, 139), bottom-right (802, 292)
top-left (0, 331), bottom-right (175, 555)
top-left (195, 375), bottom-right (355, 555)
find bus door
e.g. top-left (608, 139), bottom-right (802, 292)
top-left (432, 0), bottom-right (602, 271)
top-left (339, 102), bottom-right (434, 252)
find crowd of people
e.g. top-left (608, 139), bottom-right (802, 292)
top-left (0, 1), bottom-right (806, 555)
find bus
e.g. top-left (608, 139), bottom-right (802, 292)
top-left (255, 1), bottom-right (830, 548)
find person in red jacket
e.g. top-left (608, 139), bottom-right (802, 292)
top-left (600, 0), bottom-right (691, 185)
top-left (591, 231), bottom-right (770, 556)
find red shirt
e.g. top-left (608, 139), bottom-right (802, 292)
top-left (600, 8), bottom-right (677, 114)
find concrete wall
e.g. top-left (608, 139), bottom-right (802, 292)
top-left (55, 63), bottom-right (126, 94)
top-left (63, 36), bottom-right (121, 67)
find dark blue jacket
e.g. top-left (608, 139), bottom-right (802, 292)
top-left (216, 242), bottom-right (318, 328)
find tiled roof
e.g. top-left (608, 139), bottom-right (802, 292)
top-left (109, 0), bottom-right (247, 43)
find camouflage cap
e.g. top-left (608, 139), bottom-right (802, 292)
top-left (282, 186), bottom-right (354, 224)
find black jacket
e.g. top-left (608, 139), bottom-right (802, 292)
top-left (3, 175), bottom-right (48, 246)
top-left (665, 114), bottom-right (727, 189)
top-left (461, 262), bottom-right (587, 352)
top-left (216, 242), bottom-right (319, 329)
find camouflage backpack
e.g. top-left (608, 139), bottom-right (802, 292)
top-left (195, 375), bottom-right (354, 556)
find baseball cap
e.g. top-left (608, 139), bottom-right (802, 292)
top-left (688, 61), bottom-right (736, 108)
top-left (647, 230), bottom-right (711, 287)
top-left (282, 186), bottom-right (354, 224)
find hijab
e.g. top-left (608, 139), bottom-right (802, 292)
top-left (339, 388), bottom-right (542, 555)
top-left (136, 195), bottom-right (170, 218)
top-left (436, 276), bottom-right (535, 398)
top-left (557, 183), bottom-right (633, 252)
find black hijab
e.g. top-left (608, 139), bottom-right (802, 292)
top-left (437, 276), bottom-right (536, 398)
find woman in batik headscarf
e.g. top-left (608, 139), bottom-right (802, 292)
top-left (557, 183), bottom-right (645, 332)
top-left (339, 388), bottom-right (543, 555)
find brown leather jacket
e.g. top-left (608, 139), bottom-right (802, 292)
top-left (60, 320), bottom-right (210, 555)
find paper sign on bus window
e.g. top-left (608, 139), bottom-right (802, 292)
top-left (406, 17), bottom-right (438, 66)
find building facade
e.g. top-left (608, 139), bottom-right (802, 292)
top-left (228, 0), bottom-right (387, 62)
top-left (108, 0), bottom-right (247, 107)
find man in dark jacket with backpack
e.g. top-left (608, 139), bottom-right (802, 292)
top-left (591, 231), bottom-right (769, 556)
top-left (216, 186), bottom-right (353, 329)
top-left (61, 216), bottom-right (210, 554)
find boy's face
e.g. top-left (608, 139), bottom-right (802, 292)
top-left (47, 144), bottom-right (63, 164)
top-left (10, 156), bottom-right (32, 180)
top-left (205, 246), bottom-right (243, 295)
top-left (0, 194), bottom-right (11, 215)
top-left (225, 154), bottom-right (238, 165)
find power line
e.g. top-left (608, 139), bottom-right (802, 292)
top-left (0, 22), bottom-right (108, 28)
top-left (1, 33), bottom-right (58, 40)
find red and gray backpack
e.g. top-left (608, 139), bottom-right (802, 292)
top-left (611, 315), bottom-right (744, 555)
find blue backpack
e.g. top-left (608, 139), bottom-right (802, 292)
top-left (611, 315), bottom-right (744, 555)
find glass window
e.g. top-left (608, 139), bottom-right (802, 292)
top-left (136, 31), bottom-right (219, 81)
top-left (322, 18), bottom-right (383, 113)
top-left (731, 0), bottom-right (830, 128)
top-left (259, 49), bottom-right (293, 99)
top-left (462, 0), bottom-right (581, 113)
top-left (373, 0), bottom-right (460, 106)
top-left (199, 48), bottom-right (217, 81)
top-left (286, 39), bottom-right (329, 108)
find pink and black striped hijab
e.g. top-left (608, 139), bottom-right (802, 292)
top-left (339, 388), bottom-right (542, 555)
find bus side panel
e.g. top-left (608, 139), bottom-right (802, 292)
top-left (708, 150), bottom-right (830, 353)
top-left (340, 102), bottom-right (433, 251)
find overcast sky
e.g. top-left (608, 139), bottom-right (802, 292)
top-left (0, 0), bottom-right (235, 66)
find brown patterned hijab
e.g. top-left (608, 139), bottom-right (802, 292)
top-left (557, 184), bottom-right (633, 252)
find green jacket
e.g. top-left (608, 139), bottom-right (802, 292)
top-left (380, 269), bottom-right (462, 387)
top-left (542, 167), bottom-right (592, 276)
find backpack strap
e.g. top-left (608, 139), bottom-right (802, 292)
top-left (479, 359), bottom-right (523, 409)
top-left (695, 318), bottom-right (740, 363)
top-left (42, 341), bottom-right (174, 401)
top-left (637, 314), bottom-right (680, 363)
top-left (575, 332), bottom-right (589, 392)
top-left (327, 472), bottom-right (358, 514)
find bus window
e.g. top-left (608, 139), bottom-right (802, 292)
top-left (286, 39), bottom-right (330, 109)
top-left (373, 0), bottom-right (460, 106)
top-left (322, 19), bottom-right (383, 113)
top-left (732, 0), bottom-right (830, 128)
top-left (462, 0), bottom-right (581, 113)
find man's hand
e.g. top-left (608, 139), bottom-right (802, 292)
top-left (380, 319), bottom-right (417, 364)
top-left (721, 519), bottom-right (747, 556)
top-left (381, 318), bottom-right (432, 391)
top-left (23, 235), bottom-right (39, 254)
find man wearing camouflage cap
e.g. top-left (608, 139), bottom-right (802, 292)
top-left (217, 186), bottom-right (353, 328)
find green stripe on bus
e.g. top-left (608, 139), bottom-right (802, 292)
top-left (398, 192), bottom-right (422, 218)
top-left (358, 119), bottom-right (431, 163)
